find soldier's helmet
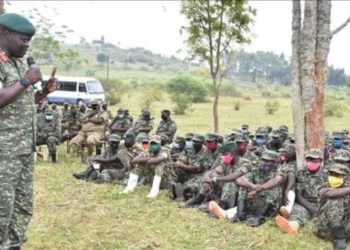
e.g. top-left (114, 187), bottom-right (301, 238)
top-left (305, 148), bottom-right (323, 160)
top-left (261, 150), bottom-right (279, 161)
top-left (328, 163), bottom-right (350, 176)
top-left (108, 134), bottom-right (121, 142)
top-left (278, 143), bottom-right (296, 157)
top-left (333, 149), bottom-right (350, 162)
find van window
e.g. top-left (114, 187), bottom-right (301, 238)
top-left (87, 80), bottom-right (104, 94)
top-left (78, 82), bottom-right (87, 93)
top-left (59, 81), bottom-right (77, 92)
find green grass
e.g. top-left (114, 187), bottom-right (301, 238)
top-left (25, 87), bottom-right (350, 249)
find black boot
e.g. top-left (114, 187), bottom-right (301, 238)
top-left (332, 226), bottom-right (348, 250)
top-left (247, 202), bottom-right (272, 227)
top-left (51, 153), bottom-right (57, 163)
top-left (218, 200), bottom-right (229, 210)
top-left (73, 165), bottom-right (94, 180)
top-left (184, 193), bottom-right (206, 208)
top-left (96, 145), bottom-right (102, 156)
top-left (231, 199), bottom-right (246, 222)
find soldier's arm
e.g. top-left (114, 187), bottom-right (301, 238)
top-left (296, 188), bottom-right (318, 215)
top-left (132, 152), bottom-right (151, 164)
top-left (217, 169), bottom-right (246, 183)
top-left (236, 173), bottom-right (256, 189)
top-left (259, 175), bottom-right (285, 192)
top-left (147, 152), bottom-right (168, 165)
top-left (89, 115), bottom-right (104, 124)
top-left (174, 160), bottom-right (199, 173)
top-left (319, 186), bottom-right (350, 199)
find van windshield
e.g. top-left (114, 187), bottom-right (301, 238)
top-left (87, 80), bottom-right (104, 94)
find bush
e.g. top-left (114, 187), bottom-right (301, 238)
top-left (166, 76), bottom-right (210, 103)
top-left (99, 78), bottom-right (125, 93)
top-left (234, 100), bottom-right (241, 111)
top-left (219, 84), bottom-right (242, 97)
top-left (139, 86), bottom-right (164, 110)
top-left (325, 99), bottom-right (345, 118)
top-left (105, 92), bottom-right (122, 106)
top-left (265, 100), bottom-right (280, 115)
top-left (171, 93), bottom-right (193, 115)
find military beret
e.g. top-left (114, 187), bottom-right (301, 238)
top-left (185, 133), bottom-right (194, 140)
top-left (261, 150), bottom-right (278, 161)
top-left (0, 13), bottom-right (35, 36)
top-left (124, 132), bottom-right (135, 141)
top-left (305, 148), bottom-right (323, 160)
top-left (108, 134), bottom-right (121, 142)
top-left (328, 163), bottom-right (350, 176)
top-left (219, 142), bottom-right (236, 154)
top-left (333, 149), bottom-right (350, 162)
top-left (150, 134), bottom-right (161, 144)
top-left (192, 134), bottom-right (205, 143)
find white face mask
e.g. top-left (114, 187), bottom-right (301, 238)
top-left (45, 114), bottom-right (53, 121)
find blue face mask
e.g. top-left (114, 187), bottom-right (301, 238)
top-left (256, 138), bottom-right (266, 146)
top-left (45, 114), bottom-right (53, 121)
top-left (334, 139), bottom-right (343, 149)
top-left (185, 140), bottom-right (193, 150)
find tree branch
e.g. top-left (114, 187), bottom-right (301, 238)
top-left (331, 16), bottom-right (350, 37)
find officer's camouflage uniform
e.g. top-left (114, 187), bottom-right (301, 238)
top-left (108, 115), bottom-right (132, 138)
top-left (0, 49), bottom-right (36, 247)
top-left (156, 118), bottom-right (177, 142)
top-left (127, 116), bottom-right (154, 142)
top-left (61, 109), bottom-right (82, 142)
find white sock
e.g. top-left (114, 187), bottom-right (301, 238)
top-left (285, 190), bottom-right (295, 213)
top-left (122, 173), bottom-right (139, 194)
top-left (147, 175), bottom-right (162, 198)
top-left (224, 207), bottom-right (237, 220)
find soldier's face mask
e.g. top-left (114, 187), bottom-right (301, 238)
top-left (150, 143), bottom-right (161, 154)
top-left (161, 113), bottom-right (168, 121)
top-left (328, 175), bottom-right (345, 188)
top-left (124, 140), bottom-right (134, 148)
top-left (185, 140), bottom-right (193, 150)
top-left (306, 159), bottom-right (321, 172)
top-left (237, 143), bottom-right (247, 155)
top-left (142, 142), bottom-right (149, 151)
top-left (117, 113), bottom-right (124, 119)
top-left (174, 143), bottom-right (181, 149)
top-left (206, 141), bottom-right (218, 152)
top-left (221, 153), bottom-right (234, 165)
top-left (192, 141), bottom-right (202, 151)
top-left (259, 160), bottom-right (275, 174)
top-left (91, 104), bottom-right (99, 111)
top-left (45, 114), bottom-right (53, 121)
top-left (333, 139), bottom-right (343, 149)
top-left (278, 153), bottom-right (288, 163)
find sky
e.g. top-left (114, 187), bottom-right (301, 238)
top-left (7, 1), bottom-right (350, 73)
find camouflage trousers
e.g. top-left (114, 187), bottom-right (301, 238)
top-left (88, 169), bottom-right (126, 184)
top-left (69, 131), bottom-right (103, 156)
top-left (313, 198), bottom-right (350, 240)
top-left (36, 135), bottom-right (59, 155)
top-left (133, 162), bottom-right (176, 189)
top-left (238, 185), bottom-right (282, 216)
top-left (289, 202), bottom-right (318, 226)
top-left (0, 153), bottom-right (34, 249)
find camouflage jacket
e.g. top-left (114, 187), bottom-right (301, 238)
top-left (244, 165), bottom-right (280, 185)
top-left (109, 117), bottom-right (132, 137)
top-left (37, 115), bottom-right (61, 139)
top-left (177, 146), bottom-right (210, 177)
top-left (277, 160), bottom-right (297, 179)
top-left (156, 119), bottom-right (177, 140)
top-left (128, 117), bottom-right (154, 135)
top-left (221, 157), bottom-right (253, 177)
top-left (0, 55), bottom-right (36, 155)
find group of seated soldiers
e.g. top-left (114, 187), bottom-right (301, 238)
top-left (36, 101), bottom-right (350, 250)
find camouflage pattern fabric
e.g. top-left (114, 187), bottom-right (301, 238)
top-left (156, 119), bottom-right (177, 142)
top-left (108, 116), bottom-right (132, 137)
top-left (36, 112), bottom-right (61, 155)
top-left (127, 117), bottom-right (154, 138)
top-left (0, 55), bottom-right (36, 248)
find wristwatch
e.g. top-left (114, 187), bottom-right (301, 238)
top-left (19, 78), bottom-right (30, 88)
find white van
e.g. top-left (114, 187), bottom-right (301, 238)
top-left (42, 76), bottom-right (105, 106)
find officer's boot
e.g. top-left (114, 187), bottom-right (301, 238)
top-left (184, 193), bottom-right (206, 208)
top-left (73, 165), bottom-right (94, 180)
top-left (51, 153), bottom-right (57, 163)
top-left (95, 144), bottom-right (102, 156)
top-left (231, 199), bottom-right (246, 222)
top-left (218, 200), bottom-right (229, 210)
top-left (332, 226), bottom-right (348, 250)
top-left (247, 202), bottom-right (272, 227)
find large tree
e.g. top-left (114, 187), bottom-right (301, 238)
top-left (181, 0), bottom-right (255, 132)
top-left (291, 0), bottom-right (350, 167)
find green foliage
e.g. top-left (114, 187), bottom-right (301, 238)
top-left (166, 76), bottom-right (209, 103)
top-left (234, 100), bottom-right (241, 111)
top-left (99, 78), bottom-right (125, 93)
top-left (219, 83), bottom-right (242, 97)
top-left (171, 93), bottom-right (193, 115)
top-left (105, 92), bottom-right (122, 106)
top-left (325, 99), bottom-right (345, 118)
top-left (265, 100), bottom-right (280, 115)
top-left (139, 86), bottom-right (164, 110)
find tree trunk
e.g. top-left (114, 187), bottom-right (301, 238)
top-left (213, 81), bottom-right (219, 133)
top-left (291, 0), bottom-right (304, 168)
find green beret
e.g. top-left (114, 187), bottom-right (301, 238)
top-left (0, 13), bottom-right (35, 36)
top-left (219, 142), bottom-right (236, 154)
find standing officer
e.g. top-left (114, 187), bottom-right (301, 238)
top-left (0, 13), bottom-right (58, 250)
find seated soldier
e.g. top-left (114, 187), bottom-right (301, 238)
top-left (267, 130), bottom-right (284, 152)
top-left (313, 164), bottom-right (350, 250)
top-left (275, 149), bottom-right (325, 234)
top-left (61, 105), bottom-right (82, 143)
top-left (204, 133), bottom-right (221, 168)
top-left (122, 135), bottom-right (175, 199)
top-left (36, 109), bottom-right (61, 163)
top-left (126, 109), bottom-right (154, 142)
top-left (156, 109), bottom-right (177, 143)
top-left (233, 150), bottom-right (282, 227)
top-left (107, 108), bottom-right (131, 138)
top-left (170, 136), bottom-right (186, 161)
top-left (72, 134), bottom-right (124, 183)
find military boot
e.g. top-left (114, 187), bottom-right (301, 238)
top-left (247, 202), bottom-right (272, 227)
top-left (218, 200), bottom-right (229, 210)
top-left (332, 226), bottom-right (348, 250)
top-left (51, 153), bottom-right (57, 163)
top-left (73, 165), bottom-right (94, 180)
top-left (231, 199), bottom-right (246, 222)
top-left (184, 193), bottom-right (206, 208)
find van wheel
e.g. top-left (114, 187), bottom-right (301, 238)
top-left (77, 99), bottom-right (84, 106)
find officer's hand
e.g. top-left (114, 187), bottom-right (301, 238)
top-left (24, 68), bottom-right (42, 85)
top-left (44, 77), bottom-right (59, 94)
top-left (248, 190), bottom-right (257, 198)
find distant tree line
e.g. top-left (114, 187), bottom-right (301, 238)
top-left (226, 49), bottom-right (350, 86)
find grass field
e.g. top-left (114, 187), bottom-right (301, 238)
top-left (24, 86), bottom-right (350, 249)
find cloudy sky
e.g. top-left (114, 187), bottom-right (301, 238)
top-left (7, 1), bottom-right (350, 73)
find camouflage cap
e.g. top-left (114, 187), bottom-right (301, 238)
top-left (270, 130), bottom-right (281, 138)
top-left (328, 163), bottom-right (350, 176)
top-left (192, 134), bottom-right (205, 143)
top-left (278, 143), bottom-right (296, 156)
top-left (206, 133), bottom-right (220, 142)
top-left (117, 107), bottom-right (124, 113)
top-left (219, 142), bottom-right (236, 154)
top-left (305, 148), bottom-right (323, 160)
top-left (279, 125), bottom-right (288, 132)
top-left (185, 133), bottom-right (194, 140)
top-left (150, 134), bottom-right (161, 144)
top-left (136, 134), bottom-right (150, 144)
top-left (124, 132), bottom-right (135, 141)
top-left (235, 134), bottom-right (247, 143)
top-left (230, 128), bottom-right (242, 136)
top-left (142, 109), bottom-right (151, 116)
top-left (174, 136), bottom-right (185, 144)
top-left (342, 129), bottom-right (349, 135)
top-left (90, 99), bottom-right (100, 106)
top-left (256, 127), bottom-right (268, 136)
top-left (241, 124), bottom-right (249, 130)
top-left (161, 109), bottom-right (171, 114)
top-left (261, 150), bottom-right (279, 161)
top-left (333, 149), bottom-right (350, 162)
top-left (108, 134), bottom-right (121, 142)
top-left (332, 130), bottom-right (345, 139)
